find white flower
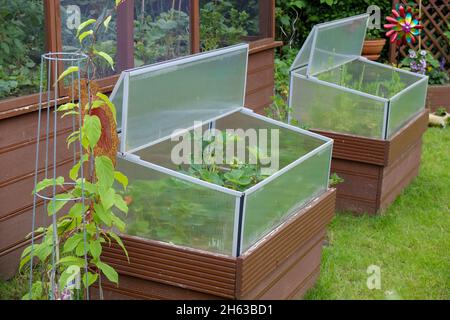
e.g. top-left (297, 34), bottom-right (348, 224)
top-left (420, 50), bottom-right (427, 57)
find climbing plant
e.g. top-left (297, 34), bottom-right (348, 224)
top-left (20, 0), bottom-right (129, 300)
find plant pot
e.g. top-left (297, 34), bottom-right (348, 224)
top-left (362, 39), bottom-right (387, 61)
top-left (429, 112), bottom-right (450, 128)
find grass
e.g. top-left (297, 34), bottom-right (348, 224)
top-left (1, 127), bottom-right (449, 300)
top-left (305, 126), bottom-right (450, 300)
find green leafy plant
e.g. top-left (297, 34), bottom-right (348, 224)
top-left (329, 173), bottom-right (344, 187)
top-left (434, 107), bottom-right (447, 117)
top-left (199, 0), bottom-right (255, 51)
top-left (365, 28), bottom-right (384, 40)
top-left (179, 132), bottom-right (269, 191)
top-left (0, 0), bottom-right (44, 99)
top-left (134, 7), bottom-right (190, 66)
top-left (20, 0), bottom-right (129, 300)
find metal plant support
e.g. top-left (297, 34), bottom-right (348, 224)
top-left (29, 52), bottom-right (90, 300)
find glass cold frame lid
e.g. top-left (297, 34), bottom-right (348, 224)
top-left (291, 14), bottom-right (369, 75)
top-left (110, 44), bottom-right (249, 153)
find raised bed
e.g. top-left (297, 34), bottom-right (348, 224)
top-left (288, 15), bottom-right (428, 215)
top-left (93, 189), bottom-right (336, 300)
top-left (312, 110), bottom-right (427, 215)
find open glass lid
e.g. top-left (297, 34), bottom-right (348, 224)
top-left (290, 14), bottom-right (369, 76)
top-left (110, 44), bottom-right (249, 153)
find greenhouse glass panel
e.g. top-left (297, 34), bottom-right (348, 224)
top-left (388, 77), bottom-right (428, 138)
top-left (0, 0), bottom-right (44, 100)
top-left (200, 0), bottom-right (270, 51)
top-left (117, 156), bottom-right (238, 255)
top-left (242, 141), bottom-right (332, 252)
top-left (289, 14), bottom-right (428, 140)
top-left (133, 0), bottom-right (191, 67)
top-left (111, 44), bottom-right (332, 257)
top-left (60, 0), bottom-right (117, 78)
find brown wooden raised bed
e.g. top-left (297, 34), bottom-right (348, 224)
top-left (311, 110), bottom-right (428, 215)
top-left (426, 85), bottom-right (450, 113)
top-left (91, 189), bottom-right (336, 300)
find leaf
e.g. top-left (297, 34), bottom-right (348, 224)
top-left (63, 234), bottom-right (83, 253)
top-left (69, 203), bottom-right (87, 218)
top-left (104, 15), bottom-right (112, 29)
top-left (99, 187), bottom-right (115, 210)
top-left (114, 194), bottom-right (128, 214)
top-left (97, 261), bottom-right (118, 285)
top-left (58, 256), bottom-right (87, 267)
top-left (59, 265), bottom-right (80, 291)
top-left (57, 103), bottom-right (78, 112)
top-left (47, 193), bottom-right (73, 216)
top-left (86, 100), bottom-right (104, 111)
top-left (114, 171), bottom-right (128, 190)
top-left (109, 231), bottom-right (129, 261)
top-left (90, 239), bottom-right (102, 260)
top-left (95, 156), bottom-right (115, 188)
top-left (96, 92), bottom-right (117, 123)
top-left (83, 115), bottom-right (102, 149)
top-left (78, 30), bottom-right (94, 44)
top-left (69, 154), bottom-right (89, 181)
top-left (76, 19), bottom-right (96, 37)
top-left (67, 131), bottom-right (80, 148)
top-left (57, 66), bottom-right (79, 83)
top-left (111, 214), bottom-right (126, 232)
top-left (94, 203), bottom-right (112, 227)
top-left (82, 272), bottom-right (98, 288)
top-left (95, 51), bottom-right (115, 70)
top-left (61, 110), bottom-right (79, 118)
top-left (33, 177), bottom-right (64, 194)
top-left (75, 241), bottom-right (89, 257)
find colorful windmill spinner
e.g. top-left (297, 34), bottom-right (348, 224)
top-left (384, 5), bottom-right (423, 45)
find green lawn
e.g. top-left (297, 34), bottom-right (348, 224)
top-left (1, 127), bottom-right (449, 300)
top-left (305, 126), bottom-right (450, 300)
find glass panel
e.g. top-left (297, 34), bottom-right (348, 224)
top-left (316, 60), bottom-right (419, 99)
top-left (291, 30), bottom-right (314, 70)
top-left (309, 15), bottom-right (368, 75)
top-left (242, 143), bottom-right (331, 252)
top-left (123, 45), bottom-right (247, 151)
top-left (117, 157), bottom-right (237, 255)
top-left (214, 111), bottom-right (325, 169)
top-left (0, 0), bottom-right (44, 100)
top-left (60, 0), bottom-right (117, 79)
top-left (200, 0), bottom-right (268, 51)
top-left (291, 70), bottom-right (386, 138)
top-left (388, 78), bottom-right (427, 138)
top-left (133, 0), bottom-right (191, 67)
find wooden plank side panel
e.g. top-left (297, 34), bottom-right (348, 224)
top-left (426, 85), bottom-right (450, 112)
top-left (245, 49), bottom-right (275, 114)
top-left (380, 140), bottom-right (422, 210)
top-left (237, 189), bottom-right (336, 297)
top-left (101, 236), bottom-right (237, 299)
top-left (387, 110), bottom-right (428, 166)
top-left (331, 159), bottom-right (381, 215)
top-left (312, 130), bottom-right (388, 166)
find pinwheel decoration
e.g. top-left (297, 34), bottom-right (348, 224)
top-left (384, 5), bottom-right (423, 45)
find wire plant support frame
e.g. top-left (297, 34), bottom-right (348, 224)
top-left (29, 52), bottom-right (91, 300)
top-left (289, 14), bottom-right (429, 140)
top-left (110, 44), bottom-right (333, 258)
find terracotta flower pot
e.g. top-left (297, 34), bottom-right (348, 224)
top-left (362, 39), bottom-right (387, 61)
